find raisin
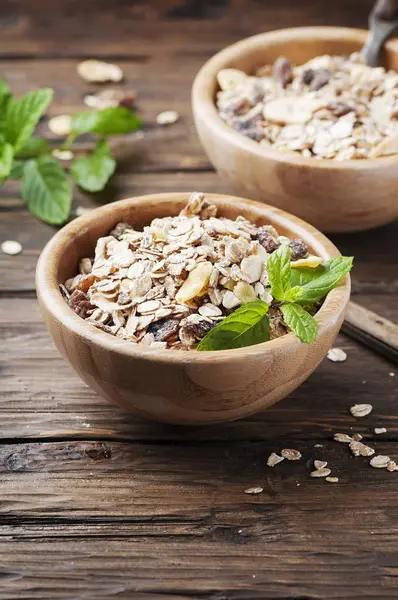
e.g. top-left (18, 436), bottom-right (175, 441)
top-left (310, 69), bottom-right (332, 91)
top-left (88, 321), bottom-right (113, 334)
top-left (184, 318), bottom-right (214, 340)
top-left (149, 318), bottom-right (180, 342)
top-left (302, 69), bottom-right (315, 85)
top-left (289, 239), bottom-right (309, 260)
top-left (110, 222), bottom-right (131, 238)
top-left (273, 56), bottom-right (293, 88)
top-left (76, 273), bottom-right (95, 293)
top-left (326, 102), bottom-right (353, 117)
top-left (69, 290), bottom-right (95, 318)
top-left (256, 228), bottom-right (280, 253)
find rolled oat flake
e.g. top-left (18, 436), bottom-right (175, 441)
top-left (350, 403), bottom-right (373, 418)
top-left (1, 240), bottom-right (22, 255)
top-left (156, 110), bottom-right (180, 125)
top-left (370, 455), bottom-right (391, 468)
top-left (244, 486), bottom-right (263, 495)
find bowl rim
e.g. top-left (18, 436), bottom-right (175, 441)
top-left (192, 25), bottom-right (398, 170)
top-left (36, 192), bottom-right (351, 364)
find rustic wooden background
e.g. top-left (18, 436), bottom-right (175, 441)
top-left (1, 0), bottom-right (398, 598)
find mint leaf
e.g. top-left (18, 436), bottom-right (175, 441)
top-left (8, 159), bottom-right (25, 180)
top-left (290, 264), bottom-right (325, 288)
top-left (6, 89), bottom-right (53, 153)
top-left (267, 244), bottom-right (292, 302)
top-left (197, 300), bottom-right (270, 351)
top-left (72, 106), bottom-right (142, 136)
top-left (287, 256), bottom-right (353, 303)
top-left (0, 143), bottom-right (14, 179)
top-left (70, 139), bottom-right (116, 192)
top-left (0, 80), bottom-right (12, 133)
top-left (16, 136), bottom-right (50, 158)
top-left (21, 155), bottom-right (72, 225)
top-left (281, 303), bottom-right (318, 344)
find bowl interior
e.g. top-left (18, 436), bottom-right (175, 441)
top-left (55, 193), bottom-right (339, 286)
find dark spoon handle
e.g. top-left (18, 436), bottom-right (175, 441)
top-left (362, 0), bottom-right (398, 66)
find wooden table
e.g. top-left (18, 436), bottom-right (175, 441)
top-left (1, 1), bottom-right (398, 598)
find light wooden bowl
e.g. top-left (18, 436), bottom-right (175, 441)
top-left (192, 27), bottom-right (398, 233)
top-left (36, 192), bottom-right (350, 425)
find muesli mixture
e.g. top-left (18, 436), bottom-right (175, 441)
top-left (216, 52), bottom-right (398, 159)
top-left (62, 192), bottom-right (315, 350)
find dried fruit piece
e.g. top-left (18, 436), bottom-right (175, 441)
top-left (69, 289), bottom-right (94, 318)
top-left (1, 240), bottom-right (22, 255)
top-left (289, 239), bottom-right (309, 260)
top-left (267, 452), bottom-right (284, 467)
top-left (281, 448), bottom-right (302, 461)
top-left (291, 255), bottom-right (322, 268)
top-left (370, 455), bottom-right (391, 468)
top-left (273, 56), bottom-right (293, 88)
top-left (77, 59), bottom-right (123, 83)
top-left (350, 404), bottom-right (373, 418)
top-left (149, 318), bottom-right (180, 342)
top-left (244, 486), bottom-right (263, 495)
top-left (217, 68), bottom-right (248, 91)
top-left (327, 348), bottom-right (347, 362)
top-left (156, 110), bottom-right (180, 125)
top-left (175, 261), bottom-right (213, 304)
top-left (256, 228), bottom-right (280, 253)
top-left (48, 115), bottom-right (72, 136)
top-left (310, 467), bottom-right (331, 477)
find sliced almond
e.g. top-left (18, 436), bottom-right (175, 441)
top-left (175, 261), bottom-right (213, 304)
top-left (217, 68), bottom-right (248, 91)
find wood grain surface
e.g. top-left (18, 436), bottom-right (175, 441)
top-left (1, 0), bottom-right (398, 598)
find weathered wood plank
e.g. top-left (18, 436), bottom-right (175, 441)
top-left (1, 296), bottom-right (396, 442)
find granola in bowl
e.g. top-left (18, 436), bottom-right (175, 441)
top-left (216, 52), bottom-right (398, 160)
top-left (62, 192), bottom-right (317, 350)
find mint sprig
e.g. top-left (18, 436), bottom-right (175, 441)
top-left (197, 300), bottom-right (270, 351)
top-left (281, 303), bottom-right (318, 344)
top-left (0, 78), bottom-right (142, 225)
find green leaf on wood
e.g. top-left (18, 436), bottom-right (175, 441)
top-left (6, 88), bottom-right (53, 153)
top-left (70, 139), bottom-right (116, 192)
top-left (280, 303), bottom-right (318, 344)
top-left (71, 106), bottom-right (142, 136)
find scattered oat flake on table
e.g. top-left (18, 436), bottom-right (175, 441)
top-left (314, 460), bottom-right (328, 470)
top-left (334, 433), bottom-right (352, 443)
top-left (1, 240), bottom-right (22, 255)
top-left (48, 115), bottom-right (72, 136)
top-left (350, 403), bottom-right (373, 418)
top-left (84, 88), bottom-right (135, 110)
top-left (267, 452), bottom-right (284, 467)
top-left (52, 149), bottom-right (74, 161)
top-left (310, 467), bottom-right (331, 478)
top-left (75, 206), bottom-right (94, 217)
top-left (327, 347), bottom-right (347, 362)
top-left (156, 110), bottom-right (180, 125)
top-left (390, 372), bottom-right (396, 377)
top-left (370, 455), bottom-right (391, 468)
top-left (281, 448), bottom-right (302, 461)
top-left (77, 59), bottom-right (123, 83)
top-left (314, 444), bottom-right (323, 448)
top-left (325, 477), bottom-right (339, 483)
top-left (244, 486), bottom-right (263, 495)
top-left (349, 440), bottom-right (375, 457)
top-left (374, 427), bottom-right (387, 435)
top-left (387, 460), bottom-right (397, 472)
top-left (352, 433), bottom-right (363, 441)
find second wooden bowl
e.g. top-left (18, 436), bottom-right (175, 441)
top-left (36, 192), bottom-right (350, 425)
top-left (192, 27), bottom-right (398, 232)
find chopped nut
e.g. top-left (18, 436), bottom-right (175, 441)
top-left (370, 455), bottom-right (391, 468)
top-left (244, 486), bottom-right (263, 495)
top-left (281, 448), bottom-right (302, 461)
top-left (267, 452), bottom-right (285, 467)
top-left (1, 240), bottom-right (22, 255)
top-left (327, 348), bottom-right (347, 362)
top-left (350, 404), bottom-right (373, 418)
top-left (352, 433), bottom-right (363, 441)
top-left (77, 59), bottom-right (123, 83)
top-left (175, 261), bottom-right (213, 304)
top-left (310, 467), bottom-right (331, 477)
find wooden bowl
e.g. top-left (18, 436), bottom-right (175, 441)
top-left (36, 192), bottom-right (350, 425)
top-left (192, 27), bottom-right (398, 233)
